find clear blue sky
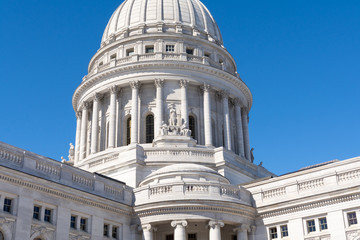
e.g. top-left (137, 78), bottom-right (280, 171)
top-left (0, 0), bottom-right (359, 175)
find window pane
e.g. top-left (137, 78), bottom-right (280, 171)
top-left (112, 226), bottom-right (118, 238)
top-left (269, 227), bottom-right (277, 239)
top-left (104, 224), bottom-right (109, 236)
top-left (70, 215), bottom-right (76, 229)
top-left (33, 206), bottom-right (40, 219)
top-left (186, 48), bottom-right (194, 55)
top-left (348, 212), bottom-right (358, 226)
top-left (188, 233), bottom-right (197, 240)
top-left (3, 198), bottom-right (12, 213)
top-left (80, 218), bottom-right (87, 231)
top-left (307, 220), bottom-right (316, 233)
top-left (189, 116), bottom-right (196, 139)
top-left (145, 46), bottom-right (154, 53)
top-left (281, 225), bottom-right (288, 237)
top-left (127, 118), bottom-right (131, 145)
top-left (146, 115), bottom-right (154, 143)
top-left (44, 209), bottom-right (52, 223)
top-left (166, 45), bottom-right (175, 52)
top-left (319, 218), bottom-right (328, 230)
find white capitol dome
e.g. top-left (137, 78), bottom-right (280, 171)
top-left (101, 0), bottom-right (223, 46)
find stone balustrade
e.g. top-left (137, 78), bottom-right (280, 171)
top-left (87, 52), bottom-right (236, 80)
top-left (0, 141), bottom-right (132, 204)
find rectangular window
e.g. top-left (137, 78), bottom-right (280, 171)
top-left (348, 212), bottom-right (358, 226)
top-left (166, 45), bottom-right (175, 52)
top-left (33, 206), bottom-right (40, 220)
top-left (126, 48), bottom-right (134, 56)
top-left (319, 217), bottom-right (328, 231)
top-left (307, 220), bottom-right (316, 233)
top-left (112, 226), bottom-right (118, 238)
top-left (188, 233), bottom-right (197, 240)
top-left (269, 227), bottom-right (277, 239)
top-left (204, 52), bottom-right (211, 58)
top-left (44, 208), bottom-right (52, 223)
top-left (145, 46), bottom-right (154, 53)
top-left (186, 48), bottom-right (194, 55)
top-left (110, 53), bottom-right (117, 60)
top-left (3, 198), bottom-right (12, 213)
top-left (280, 225), bottom-right (288, 237)
top-left (70, 215), bottom-right (77, 229)
top-left (104, 224), bottom-right (109, 236)
top-left (80, 218), bottom-right (87, 231)
top-left (166, 234), bottom-right (174, 240)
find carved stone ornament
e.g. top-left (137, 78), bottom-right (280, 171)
top-left (347, 230), bottom-right (360, 240)
top-left (93, 92), bottom-right (103, 102)
top-left (69, 232), bottom-right (91, 240)
top-left (234, 98), bottom-right (242, 107)
top-left (171, 220), bottom-right (188, 228)
top-left (76, 111), bottom-right (82, 119)
top-left (139, 224), bottom-right (157, 232)
top-left (201, 83), bottom-right (211, 92)
top-left (154, 78), bottom-right (164, 88)
top-left (129, 80), bottom-right (141, 89)
top-left (31, 224), bottom-right (55, 239)
top-left (81, 102), bottom-right (89, 110)
top-left (179, 79), bottom-right (189, 88)
top-left (109, 85), bottom-right (119, 94)
top-left (220, 89), bottom-right (229, 99)
top-left (208, 220), bottom-right (224, 228)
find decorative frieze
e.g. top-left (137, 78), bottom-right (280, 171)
top-left (346, 230), bottom-right (360, 240)
top-left (31, 224), bottom-right (55, 240)
top-left (262, 187), bottom-right (286, 199)
top-left (149, 186), bottom-right (172, 195)
top-left (298, 178), bottom-right (324, 191)
top-left (35, 161), bottom-right (61, 178)
top-left (338, 169), bottom-right (360, 182)
top-left (72, 174), bottom-right (94, 189)
top-left (0, 149), bottom-right (23, 166)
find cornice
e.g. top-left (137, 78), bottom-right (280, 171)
top-left (134, 200), bottom-right (256, 219)
top-left (258, 192), bottom-right (360, 219)
top-left (0, 170), bottom-right (133, 216)
top-left (73, 61), bottom-right (252, 111)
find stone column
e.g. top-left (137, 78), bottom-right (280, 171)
top-left (154, 79), bottom-right (164, 137)
top-left (74, 111), bottom-right (82, 164)
top-left (221, 90), bottom-right (231, 150)
top-left (234, 224), bottom-right (249, 240)
top-left (140, 224), bottom-right (155, 240)
top-left (108, 86), bottom-right (118, 148)
top-left (79, 102), bottom-right (89, 160)
top-left (179, 79), bottom-right (189, 126)
top-left (234, 99), bottom-right (245, 157)
top-left (130, 80), bottom-right (141, 144)
top-left (171, 220), bottom-right (187, 240)
top-left (241, 108), bottom-right (251, 160)
top-left (202, 84), bottom-right (212, 146)
top-left (209, 220), bottom-right (224, 240)
top-left (91, 93), bottom-right (102, 154)
top-left (249, 226), bottom-right (256, 240)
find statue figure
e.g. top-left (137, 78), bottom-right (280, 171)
top-left (61, 156), bottom-right (66, 163)
top-left (259, 161), bottom-right (263, 167)
top-left (160, 121), bottom-right (169, 135)
top-left (169, 106), bottom-right (177, 126)
top-left (68, 143), bottom-right (75, 162)
top-left (250, 148), bottom-right (255, 163)
top-left (181, 121), bottom-right (190, 136)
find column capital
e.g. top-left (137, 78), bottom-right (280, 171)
top-left (201, 83), bottom-right (211, 92)
top-left (76, 111), bottom-right (82, 119)
top-left (109, 85), bottom-right (119, 94)
top-left (234, 98), bottom-right (242, 106)
top-left (139, 224), bottom-right (157, 232)
top-left (179, 79), bottom-right (189, 88)
top-left (250, 225), bottom-right (256, 233)
top-left (154, 78), bottom-right (164, 88)
top-left (219, 89), bottom-right (229, 99)
top-left (81, 102), bottom-right (89, 110)
top-left (208, 220), bottom-right (224, 228)
top-left (129, 80), bottom-right (141, 89)
top-left (171, 220), bottom-right (188, 228)
top-left (234, 224), bottom-right (250, 232)
top-left (93, 92), bottom-right (103, 102)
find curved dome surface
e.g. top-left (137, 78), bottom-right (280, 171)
top-left (147, 163), bottom-right (221, 178)
top-left (102, 0), bottom-right (223, 44)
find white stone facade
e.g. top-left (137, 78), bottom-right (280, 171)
top-left (1, 0), bottom-right (359, 239)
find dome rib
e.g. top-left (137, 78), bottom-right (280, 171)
top-left (101, 0), bottom-right (223, 45)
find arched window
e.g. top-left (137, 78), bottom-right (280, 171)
top-left (145, 114), bottom-right (154, 143)
top-left (126, 117), bottom-right (131, 145)
top-left (188, 116), bottom-right (196, 140)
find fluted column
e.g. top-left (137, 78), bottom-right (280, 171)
top-left (221, 90), bottom-right (231, 150)
top-left (130, 80), bottom-right (141, 144)
top-left (171, 220), bottom-right (187, 240)
top-left (179, 79), bottom-right (189, 126)
top-left (91, 93), bottom-right (102, 154)
top-left (74, 111), bottom-right (82, 164)
top-left (202, 84), bottom-right (212, 146)
top-left (242, 108), bottom-right (250, 160)
top-left (139, 224), bottom-right (156, 240)
top-left (234, 224), bottom-right (249, 240)
top-left (155, 79), bottom-right (164, 137)
top-left (234, 99), bottom-right (245, 157)
top-left (209, 220), bottom-right (224, 240)
top-left (108, 86), bottom-right (118, 148)
top-left (79, 103), bottom-right (89, 160)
